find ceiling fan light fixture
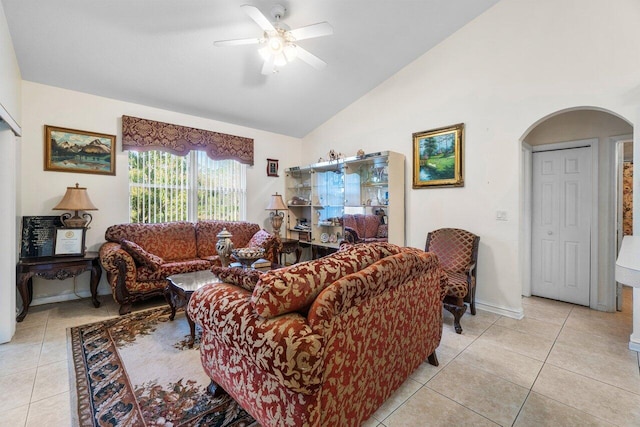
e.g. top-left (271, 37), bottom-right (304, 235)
top-left (268, 35), bottom-right (285, 54)
top-left (258, 46), bottom-right (271, 60)
top-left (284, 44), bottom-right (298, 61)
top-left (274, 53), bottom-right (287, 67)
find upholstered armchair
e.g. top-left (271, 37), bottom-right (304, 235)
top-left (343, 213), bottom-right (388, 243)
top-left (425, 228), bottom-right (480, 334)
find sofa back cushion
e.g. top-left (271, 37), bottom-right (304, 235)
top-left (105, 222), bottom-right (197, 261)
top-left (251, 243), bottom-right (398, 318)
top-left (195, 221), bottom-right (261, 258)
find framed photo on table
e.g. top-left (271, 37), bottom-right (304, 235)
top-left (54, 228), bottom-right (86, 256)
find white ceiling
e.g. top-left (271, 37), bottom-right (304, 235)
top-left (2, 0), bottom-right (499, 137)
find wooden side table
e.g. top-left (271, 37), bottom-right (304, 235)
top-left (16, 252), bottom-right (102, 322)
top-left (279, 238), bottom-right (302, 265)
top-left (165, 270), bottom-right (222, 348)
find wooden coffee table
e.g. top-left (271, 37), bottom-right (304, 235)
top-left (165, 270), bottom-right (222, 347)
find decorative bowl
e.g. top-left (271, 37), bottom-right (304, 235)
top-left (232, 248), bottom-right (265, 268)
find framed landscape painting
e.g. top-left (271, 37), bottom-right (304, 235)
top-left (44, 125), bottom-right (116, 175)
top-left (412, 123), bottom-right (464, 188)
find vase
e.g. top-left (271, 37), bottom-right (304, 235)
top-left (216, 228), bottom-right (234, 267)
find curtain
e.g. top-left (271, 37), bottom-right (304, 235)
top-left (121, 115), bottom-right (254, 165)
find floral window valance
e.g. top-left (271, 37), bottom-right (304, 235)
top-left (121, 115), bottom-right (254, 166)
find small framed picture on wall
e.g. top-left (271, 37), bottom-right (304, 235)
top-left (267, 158), bottom-right (279, 177)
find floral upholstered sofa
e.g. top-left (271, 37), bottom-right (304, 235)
top-left (188, 242), bottom-right (446, 427)
top-left (99, 220), bottom-right (280, 314)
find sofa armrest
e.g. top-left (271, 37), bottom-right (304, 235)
top-left (188, 283), bottom-right (325, 394)
top-left (99, 242), bottom-right (138, 298)
top-left (99, 242), bottom-right (134, 274)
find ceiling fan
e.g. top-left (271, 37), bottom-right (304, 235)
top-left (214, 4), bottom-right (333, 75)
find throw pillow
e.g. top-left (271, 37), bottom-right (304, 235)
top-left (120, 239), bottom-right (164, 271)
top-left (251, 244), bottom-right (383, 318)
top-left (212, 266), bottom-right (263, 292)
top-left (246, 228), bottom-right (273, 248)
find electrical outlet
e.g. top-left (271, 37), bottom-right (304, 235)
top-left (496, 210), bottom-right (508, 221)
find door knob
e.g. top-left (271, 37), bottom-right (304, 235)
top-left (547, 230), bottom-right (553, 235)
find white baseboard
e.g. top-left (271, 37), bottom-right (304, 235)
top-left (476, 301), bottom-right (524, 320)
top-left (30, 289), bottom-right (110, 307)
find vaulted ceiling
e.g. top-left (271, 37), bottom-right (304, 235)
top-left (2, 0), bottom-right (500, 137)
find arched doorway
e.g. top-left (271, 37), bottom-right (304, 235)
top-left (520, 107), bottom-right (633, 311)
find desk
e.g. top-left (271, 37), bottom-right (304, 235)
top-left (279, 238), bottom-right (302, 265)
top-left (16, 252), bottom-right (102, 322)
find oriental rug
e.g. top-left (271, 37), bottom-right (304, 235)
top-left (68, 306), bottom-right (257, 427)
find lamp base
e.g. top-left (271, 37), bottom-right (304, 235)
top-left (270, 211), bottom-right (284, 236)
top-left (60, 212), bottom-right (92, 228)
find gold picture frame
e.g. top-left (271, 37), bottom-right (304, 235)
top-left (45, 125), bottom-right (116, 175)
top-left (412, 123), bottom-right (464, 188)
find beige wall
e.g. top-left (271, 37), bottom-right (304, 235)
top-left (0, 1), bottom-right (20, 343)
top-left (20, 81), bottom-right (301, 304)
top-left (302, 0), bottom-right (640, 316)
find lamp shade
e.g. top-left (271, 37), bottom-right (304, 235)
top-left (53, 183), bottom-right (98, 211)
top-left (265, 193), bottom-right (287, 211)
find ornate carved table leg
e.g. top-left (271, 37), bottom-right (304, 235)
top-left (164, 283), bottom-right (178, 321)
top-left (90, 258), bottom-right (102, 308)
top-left (16, 271), bottom-right (34, 322)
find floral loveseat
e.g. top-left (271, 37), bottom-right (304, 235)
top-left (99, 220), bottom-right (280, 314)
top-left (188, 242), bottom-right (446, 427)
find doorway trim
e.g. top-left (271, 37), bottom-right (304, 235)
top-left (523, 138), bottom-right (600, 308)
top-left (612, 134), bottom-right (633, 311)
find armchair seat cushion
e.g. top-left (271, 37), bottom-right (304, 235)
top-left (443, 271), bottom-right (469, 299)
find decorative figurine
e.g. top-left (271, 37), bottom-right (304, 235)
top-left (216, 228), bottom-right (234, 267)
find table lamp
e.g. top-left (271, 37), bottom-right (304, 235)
top-left (265, 193), bottom-right (288, 236)
top-left (53, 183), bottom-right (98, 228)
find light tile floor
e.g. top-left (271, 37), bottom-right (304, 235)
top-left (1, 289), bottom-right (638, 427)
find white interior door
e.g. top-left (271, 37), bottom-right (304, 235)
top-left (532, 147), bottom-right (591, 305)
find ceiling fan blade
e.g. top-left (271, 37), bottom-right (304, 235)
top-left (241, 4), bottom-right (276, 32)
top-left (288, 22), bottom-right (333, 41)
top-left (261, 54), bottom-right (275, 75)
top-left (295, 46), bottom-right (327, 70)
top-left (214, 38), bottom-right (262, 47)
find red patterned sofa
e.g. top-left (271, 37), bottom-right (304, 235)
top-left (188, 242), bottom-right (446, 427)
top-left (343, 213), bottom-right (387, 243)
top-left (99, 221), bottom-right (280, 314)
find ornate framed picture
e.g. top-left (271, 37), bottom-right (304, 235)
top-left (53, 228), bottom-right (86, 256)
top-left (267, 158), bottom-right (279, 177)
top-left (45, 125), bottom-right (116, 175)
top-left (412, 123), bottom-right (464, 188)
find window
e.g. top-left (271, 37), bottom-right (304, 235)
top-left (129, 150), bottom-right (246, 223)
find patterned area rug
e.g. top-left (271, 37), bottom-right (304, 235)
top-left (68, 306), bottom-right (257, 426)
